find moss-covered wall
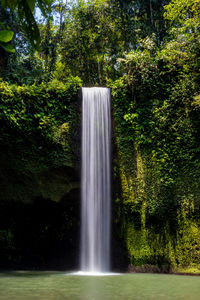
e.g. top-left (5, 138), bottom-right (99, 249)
top-left (0, 78), bottom-right (82, 269)
top-left (112, 75), bottom-right (200, 272)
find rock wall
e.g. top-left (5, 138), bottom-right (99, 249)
top-left (0, 79), bottom-right (81, 269)
top-left (112, 77), bottom-right (200, 273)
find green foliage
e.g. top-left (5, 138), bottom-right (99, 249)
top-left (1, 0), bottom-right (53, 50)
top-left (0, 25), bottom-right (15, 53)
top-left (109, 0), bottom-right (169, 46)
top-left (0, 77), bottom-right (81, 127)
top-left (60, 0), bottom-right (122, 85)
top-left (0, 0), bottom-right (171, 84)
top-left (0, 77), bottom-right (82, 164)
top-left (111, 22), bottom-right (200, 269)
top-left (162, 0), bottom-right (200, 77)
top-left (0, 30), bottom-right (14, 42)
top-left (164, 0), bottom-right (200, 27)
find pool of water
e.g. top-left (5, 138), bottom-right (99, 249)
top-left (0, 271), bottom-right (200, 300)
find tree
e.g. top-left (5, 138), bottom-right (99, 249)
top-left (109, 0), bottom-right (169, 48)
top-left (60, 0), bottom-right (122, 84)
top-left (161, 0), bottom-right (200, 76)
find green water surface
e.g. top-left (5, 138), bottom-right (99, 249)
top-left (0, 271), bottom-right (200, 300)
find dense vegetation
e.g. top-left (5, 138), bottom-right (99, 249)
top-left (0, 79), bottom-right (81, 269)
top-left (0, 0), bottom-right (200, 272)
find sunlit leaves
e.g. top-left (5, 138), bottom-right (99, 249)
top-left (0, 28), bottom-right (15, 52)
top-left (61, 0), bottom-right (122, 84)
top-left (164, 0), bottom-right (200, 24)
top-left (0, 30), bottom-right (13, 42)
top-left (164, 0), bottom-right (200, 37)
top-left (162, 0), bottom-right (200, 74)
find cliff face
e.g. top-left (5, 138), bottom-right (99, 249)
top-left (112, 77), bottom-right (200, 273)
top-left (1, 78), bottom-right (200, 272)
top-left (0, 79), bottom-right (81, 269)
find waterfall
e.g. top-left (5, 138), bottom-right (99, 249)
top-left (81, 87), bottom-right (111, 273)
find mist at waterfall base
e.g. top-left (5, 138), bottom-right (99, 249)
top-left (78, 87), bottom-right (112, 276)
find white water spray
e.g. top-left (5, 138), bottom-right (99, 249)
top-left (80, 87), bottom-right (111, 273)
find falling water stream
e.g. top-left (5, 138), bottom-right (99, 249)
top-left (80, 87), bottom-right (111, 273)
